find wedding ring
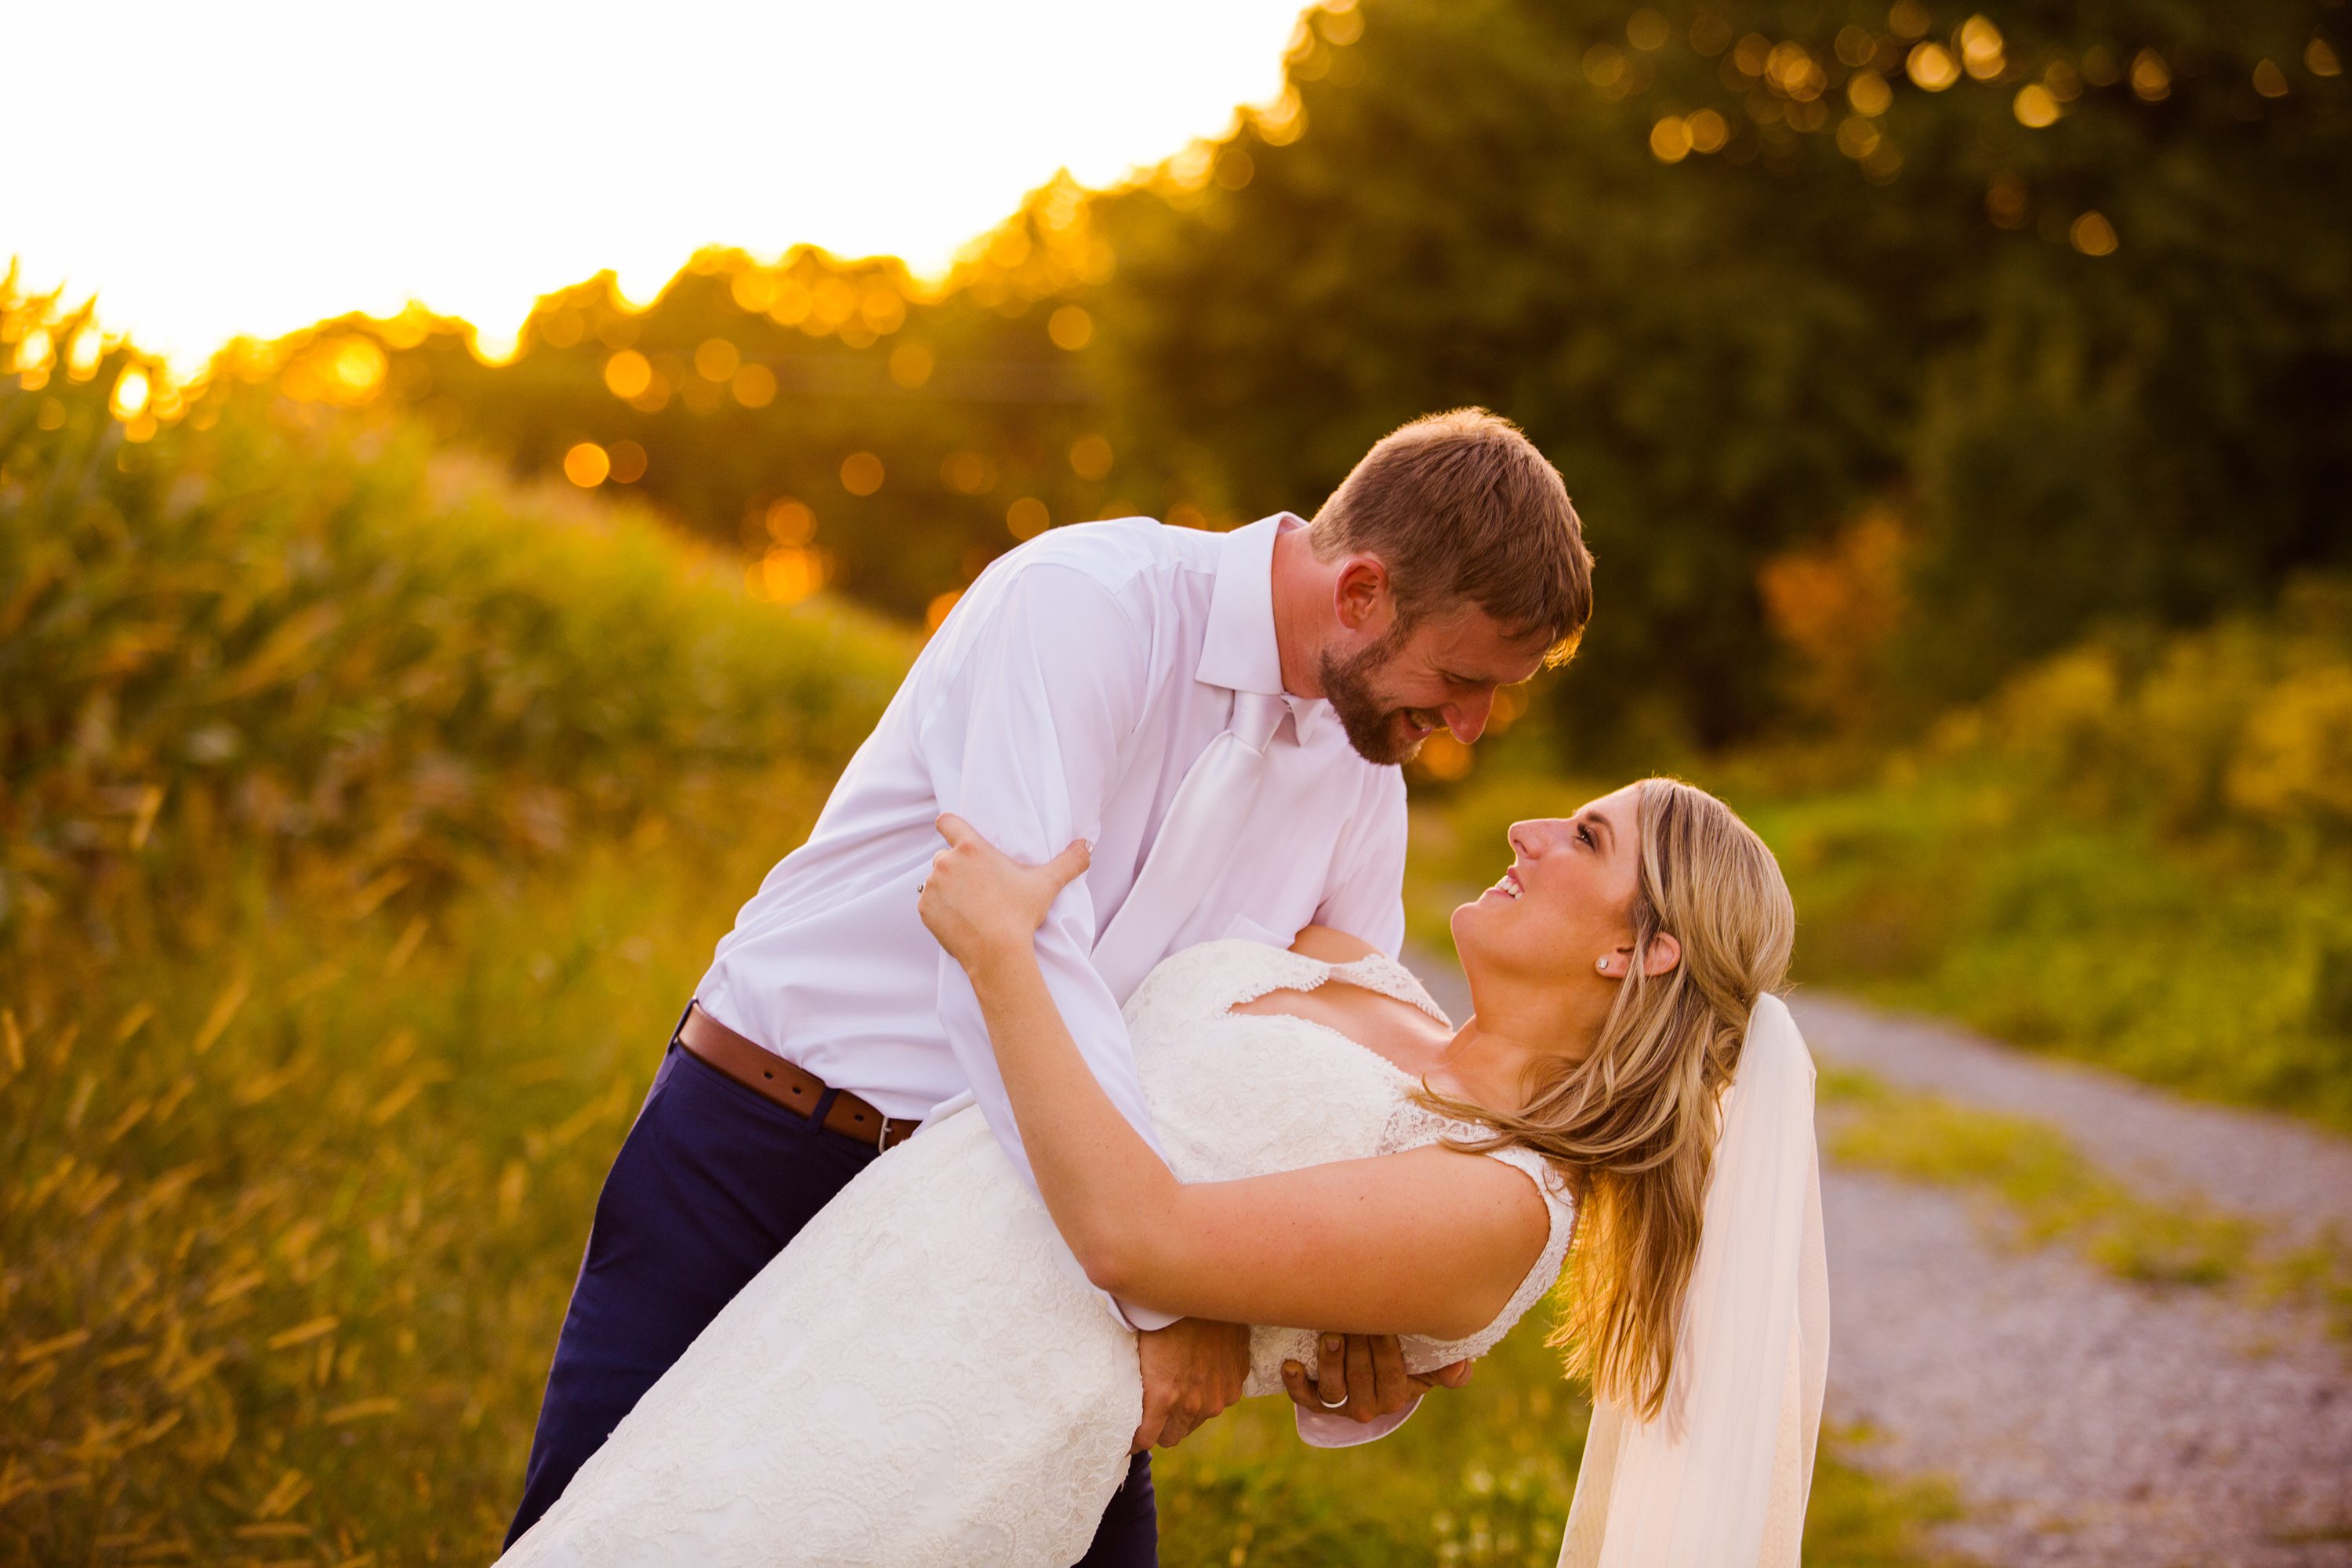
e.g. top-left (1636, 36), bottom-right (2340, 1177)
top-left (1316, 1390), bottom-right (1348, 1410)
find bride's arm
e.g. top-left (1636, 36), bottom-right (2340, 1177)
top-left (920, 815), bottom-right (1548, 1341)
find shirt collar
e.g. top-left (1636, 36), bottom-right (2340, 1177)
top-left (1198, 512), bottom-right (1296, 695)
top-left (1198, 513), bottom-right (1327, 745)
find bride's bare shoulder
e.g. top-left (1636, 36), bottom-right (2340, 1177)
top-left (1286, 924), bottom-right (1381, 964)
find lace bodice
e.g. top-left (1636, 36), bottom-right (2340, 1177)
top-left (1125, 938), bottom-right (1577, 1389)
top-left (503, 937), bottom-right (1577, 1568)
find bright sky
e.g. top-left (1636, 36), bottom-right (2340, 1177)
top-left (9, 0), bottom-right (1308, 370)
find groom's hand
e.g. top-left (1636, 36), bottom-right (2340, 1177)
top-left (1282, 1334), bottom-right (1473, 1425)
top-left (1133, 1317), bottom-right (1250, 1453)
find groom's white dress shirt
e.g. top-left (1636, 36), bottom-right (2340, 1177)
top-left (696, 511), bottom-right (1408, 1243)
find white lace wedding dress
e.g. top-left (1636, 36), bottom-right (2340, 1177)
top-left (501, 938), bottom-right (1577, 1567)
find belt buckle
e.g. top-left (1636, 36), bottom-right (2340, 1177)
top-left (877, 1116), bottom-right (916, 1152)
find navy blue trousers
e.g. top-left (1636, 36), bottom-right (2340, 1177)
top-left (505, 1035), bottom-right (1157, 1563)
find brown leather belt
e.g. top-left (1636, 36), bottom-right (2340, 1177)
top-left (675, 1003), bottom-right (918, 1152)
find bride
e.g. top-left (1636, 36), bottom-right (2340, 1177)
top-left (499, 777), bottom-right (1824, 1566)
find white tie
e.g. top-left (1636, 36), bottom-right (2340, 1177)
top-left (1091, 691), bottom-right (1287, 1003)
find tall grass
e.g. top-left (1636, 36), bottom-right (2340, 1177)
top-left (0, 321), bottom-right (908, 1561)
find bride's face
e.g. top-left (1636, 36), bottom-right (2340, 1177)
top-left (1450, 786), bottom-right (1643, 988)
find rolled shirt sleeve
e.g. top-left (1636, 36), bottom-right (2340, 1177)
top-left (1312, 770), bottom-right (1409, 959)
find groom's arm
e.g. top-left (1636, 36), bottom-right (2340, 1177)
top-left (918, 562), bottom-right (1178, 1329)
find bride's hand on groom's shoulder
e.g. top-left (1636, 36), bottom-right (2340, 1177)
top-left (918, 813), bottom-right (1091, 972)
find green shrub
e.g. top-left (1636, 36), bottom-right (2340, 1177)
top-left (1, 301), bottom-right (913, 1560)
top-left (1, 328), bottom-right (909, 939)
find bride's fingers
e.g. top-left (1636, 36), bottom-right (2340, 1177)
top-left (1041, 838), bottom-right (1091, 891)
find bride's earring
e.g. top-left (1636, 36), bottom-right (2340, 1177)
top-left (1595, 956), bottom-right (1612, 975)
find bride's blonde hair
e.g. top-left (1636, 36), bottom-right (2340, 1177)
top-left (1428, 777), bottom-right (1794, 1418)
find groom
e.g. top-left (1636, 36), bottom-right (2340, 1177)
top-left (506, 408), bottom-right (1592, 1559)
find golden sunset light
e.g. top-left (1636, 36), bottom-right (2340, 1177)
top-left (9, 0), bottom-right (1308, 368)
top-left (10, 1), bottom-right (2348, 1559)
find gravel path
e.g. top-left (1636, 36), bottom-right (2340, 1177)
top-left (1401, 952), bottom-right (2352, 1566)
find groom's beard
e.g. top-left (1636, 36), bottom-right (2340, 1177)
top-left (1319, 627), bottom-right (1425, 766)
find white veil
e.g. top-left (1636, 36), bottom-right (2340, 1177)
top-left (1557, 992), bottom-right (1830, 1568)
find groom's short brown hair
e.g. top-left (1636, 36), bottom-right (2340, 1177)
top-left (1311, 408), bottom-right (1593, 666)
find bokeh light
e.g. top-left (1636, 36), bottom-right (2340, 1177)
top-left (1007, 496), bottom-right (1051, 539)
top-left (1047, 305), bottom-right (1094, 350)
top-left (942, 451), bottom-right (997, 495)
top-left (731, 363), bottom-right (776, 408)
top-left (888, 341), bottom-right (936, 388)
top-left (840, 452), bottom-right (885, 496)
top-left (107, 365), bottom-right (151, 420)
top-left (765, 498), bottom-right (818, 545)
top-left (1958, 16), bottom-right (2005, 81)
top-left (2070, 212), bottom-right (2120, 256)
top-left (563, 442), bottom-right (611, 487)
top-left (1069, 434), bottom-right (1114, 480)
top-left (1907, 41), bottom-right (1960, 92)
top-left (604, 350), bottom-right (652, 400)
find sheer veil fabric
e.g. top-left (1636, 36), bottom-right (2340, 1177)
top-left (1558, 993), bottom-right (1830, 1568)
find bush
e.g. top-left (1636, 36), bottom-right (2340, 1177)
top-left (0, 314), bottom-right (912, 1559)
top-left (1, 333), bottom-right (909, 939)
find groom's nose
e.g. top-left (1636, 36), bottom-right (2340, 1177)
top-left (1443, 691), bottom-right (1494, 745)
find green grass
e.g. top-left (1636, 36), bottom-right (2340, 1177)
top-left (0, 820), bottom-right (818, 1560)
top-left (1, 356), bottom-right (909, 1562)
top-left (1156, 1320), bottom-right (1968, 1568)
top-left (1800, 1443), bottom-right (1973, 1568)
top-left (1747, 775), bottom-right (2352, 1133)
top-left (1820, 1069), bottom-right (2254, 1287)
top-left (1402, 750), bottom-right (2352, 1134)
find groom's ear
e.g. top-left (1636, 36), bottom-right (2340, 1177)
top-left (1641, 933), bottom-right (1682, 979)
top-left (1333, 554), bottom-right (1395, 633)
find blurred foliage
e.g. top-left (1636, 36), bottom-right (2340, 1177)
top-left (0, 293), bottom-right (909, 942)
top-left (0, 288), bottom-right (910, 1559)
top-left (1748, 580), bottom-right (2352, 1126)
top-left (231, 190), bottom-right (1156, 626)
top-left (1094, 0), bottom-right (2352, 754)
top-left (0, 285), bottom-right (1954, 1564)
top-left (153, 1), bottom-right (2349, 761)
top-left (1405, 586), bottom-right (2352, 1127)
